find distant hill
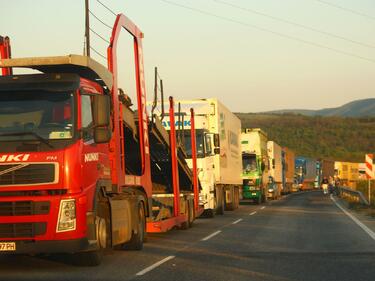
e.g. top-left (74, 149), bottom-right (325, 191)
top-left (265, 98), bottom-right (375, 117)
top-left (236, 113), bottom-right (375, 162)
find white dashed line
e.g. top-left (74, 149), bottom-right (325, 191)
top-left (249, 211), bottom-right (257, 216)
top-left (136, 256), bottom-right (175, 276)
top-left (201, 230), bottom-right (222, 241)
top-left (331, 195), bottom-right (375, 241)
top-left (232, 219), bottom-right (243, 225)
top-left (260, 206), bottom-right (266, 210)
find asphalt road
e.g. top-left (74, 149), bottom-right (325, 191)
top-left (1, 191), bottom-right (375, 281)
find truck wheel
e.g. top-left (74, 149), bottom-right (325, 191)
top-left (234, 187), bottom-right (240, 209)
top-left (226, 187), bottom-right (235, 211)
top-left (216, 188), bottom-right (225, 215)
top-left (123, 202), bottom-right (145, 250)
top-left (72, 201), bottom-right (109, 266)
top-left (188, 200), bottom-right (195, 228)
top-left (206, 209), bottom-right (215, 218)
top-left (181, 200), bottom-right (192, 230)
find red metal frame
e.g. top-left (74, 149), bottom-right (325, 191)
top-left (0, 36), bottom-right (13, 75)
top-left (190, 108), bottom-right (199, 212)
top-left (106, 14), bottom-right (152, 197)
top-left (168, 97), bottom-right (181, 217)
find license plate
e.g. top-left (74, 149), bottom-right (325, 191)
top-left (0, 242), bottom-right (16, 251)
top-left (252, 193), bottom-right (257, 196)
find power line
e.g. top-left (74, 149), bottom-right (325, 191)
top-left (89, 27), bottom-right (110, 44)
top-left (90, 46), bottom-right (107, 60)
top-left (213, 0), bottom-right (375, 49)
top-left (159, 0), bottom-right (375, 64)
top-left (89, 10), bottom-right (113, 29)
top-left (96, 0), bottom-right (117, 17)
top-left (314, 0), bottom-right (375, 21)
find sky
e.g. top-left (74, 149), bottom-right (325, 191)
top-left (0, 0), bottom-right (374, 112)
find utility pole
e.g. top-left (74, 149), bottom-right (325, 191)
top-left (85, 0), bottom-right (91, 57)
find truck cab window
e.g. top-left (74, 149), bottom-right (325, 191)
top-left (81, 95), bottom-right (93, 140)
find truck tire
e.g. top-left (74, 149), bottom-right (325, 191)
top-left (181, 200), bottom-right (194, 229)
top-left (72, 198), bottom-right (109, 266)
top-left (123, 202), bottom-right (145, 250)
top-left (226, 186), bottom-right (235, 211)
top-left (216, 187), bottom-right (225, 215)
top-left (205, 209), bottom-right (215, 218)
top-left (234, 187), bottom-right (240, 209)
top-left (188, 200), bottom-right (195, 228)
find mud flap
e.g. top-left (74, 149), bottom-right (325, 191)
top-left (109, 197), bottom-right (135, 246)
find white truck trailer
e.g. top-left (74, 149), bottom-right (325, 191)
top-left (267, 141), bottom-right (283, 199)
top-left (162, 98), bottom-right (241, 215)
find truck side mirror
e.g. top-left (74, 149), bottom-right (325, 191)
top-left (214, 134), bottom-right (220, 147)
top-left (93, 95), bottom-right (111, 143)
top-left (93, 95), bottom-right (110, 127)
top-left (214, 147), bottom-right (220, 155)
top-left (94, 127), bottom-right (112, 144)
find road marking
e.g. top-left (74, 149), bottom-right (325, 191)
top-left (232, 219), bottom-right (243, 225)
top-left (331, 195), bottom-right (375, 241)
top-left (201, 230), bottom-right (222, 241)
top-left (260, 206), bottom-right (266, 210)
top-left (136, 256), bottom-right (175, 276)
top-left (249, 211), bottom-right (257, 216)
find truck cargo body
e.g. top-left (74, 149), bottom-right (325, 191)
top-left (241, 129), bottom-right (268, 203)
top-left (282, 147), bottom-right (295, 194)
top-left (267, 141), bottom-right (283, 199)
top-left (168, 99), bottom-right (242, 212)
top-left (295, 157), bottom-right (317, 190)
top-left (334, 161), bottom-right (360, 189)
top-left (318, 159), bottom-right (335, 187)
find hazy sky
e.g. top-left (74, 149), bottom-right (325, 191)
top-left (1, 0), bottom-right (374, 112)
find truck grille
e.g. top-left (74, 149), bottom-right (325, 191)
top-left (0, 201), bottom-right (50, 216)
top-left (0, 164), bottom-right (55, 186)
top-left (0, 222), bottom-right (47, 238)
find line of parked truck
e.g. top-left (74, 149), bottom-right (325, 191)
top-left (0, 11), bottom-right (365, 266)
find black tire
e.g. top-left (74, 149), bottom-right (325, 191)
top-left (72, 197), bottom-right (109, 266)
top-left (216, 188), bottom-right (225, 215)
top-left (188, 200), bottom-right (195, 228)
top-left (180, 200), bottom-right (191, 230)
top-left (205, 209), bottom-right (215, 218)
top-left (226, 187), bottom-right (235, 211)
top-left (123, 202), bottom-right (145, 250)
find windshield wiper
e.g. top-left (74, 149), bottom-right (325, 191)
top-left (0, 131), bottom-right (54, 148)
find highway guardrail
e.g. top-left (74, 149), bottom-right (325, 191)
top-left (337, 186), bottom-right (369, 206)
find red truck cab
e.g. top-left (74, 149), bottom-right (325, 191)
top-left (0, 55), bottom-right (143, 265)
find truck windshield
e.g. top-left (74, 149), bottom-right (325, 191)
top-left (182, 129), bottom-right (206, 158)
top-left (0, 91), bottom-right (74, 141)
top-left (243, 154), bottom-right (257, 173)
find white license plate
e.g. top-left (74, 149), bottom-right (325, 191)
top-left (0, 242), bottom-right (16, 251)
top-left (252, 193), bottom-right (257, 196)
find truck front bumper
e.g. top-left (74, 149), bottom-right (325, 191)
top-left (243, 188), bottom-right (261, 200)
top-left (1, 238), bottom-right (91, 254)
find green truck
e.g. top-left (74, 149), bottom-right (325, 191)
top-left (241, 129), bottom-right (269, 203)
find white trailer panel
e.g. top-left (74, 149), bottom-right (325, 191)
top-left (267, 141), bottom-right (283, 183)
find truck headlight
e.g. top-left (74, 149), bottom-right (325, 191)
top-left (57, 199), bottom-right (76, 232)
